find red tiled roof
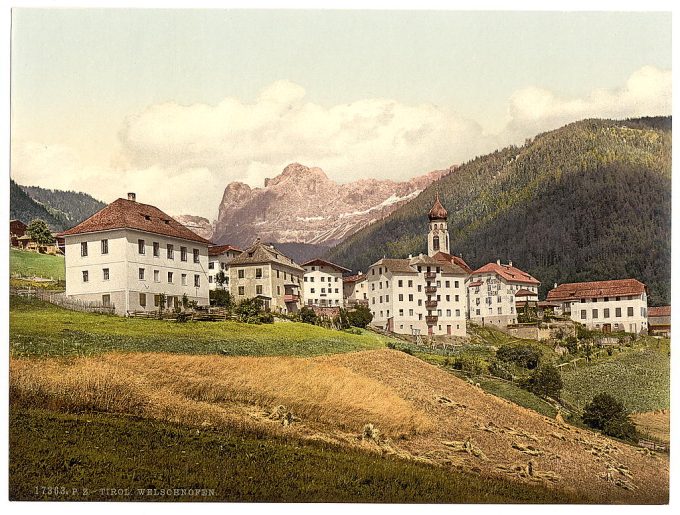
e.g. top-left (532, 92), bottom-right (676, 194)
top-left (467, 280), bottom-right (483, 287)
top-left (343, 273), bottom-right (367, 283)
top-left (432, 251), bottom-right (472, 274)
top-left (471, 262), bottom-right (540, 285)
top-left (60, 198), bottom-right (211, 244)
top-left (546, 279), bottom-right (646, 301)
top-left (648, 306), bottom-right (671, 317)
top-left (208, 244), bottom-right (242, 256)
top-left (514, 288), bottom-right (536, 297)
top-left (301, 258), bottom-right (351, 273)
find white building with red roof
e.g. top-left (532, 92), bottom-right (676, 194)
top-left (60, 193), bottom-right (211, 315)
top-left (546, 279), bottom-right (648, 334)
top-left (302, 258), bottom-right (351, 308)
top-left (467, 260), bottom-right (540, 327)
top-left (343, 272), bottom-right (368, 307)
top-left (207, 244), bottom-right (242, 290)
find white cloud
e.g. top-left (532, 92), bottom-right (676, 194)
top-left (10, 66), bottom-right (671, 219)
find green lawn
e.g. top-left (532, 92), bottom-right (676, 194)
top-left (9, 296), bottom-right (387, 357)
top-left (10, 248), bottom-right (65, 281)
top-left (9, 408), bottom-right (578, 503)
top-left (561, 345), bottom-right (670, 413)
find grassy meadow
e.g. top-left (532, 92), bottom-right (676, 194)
top-left (10, 295), bottom-right (387, 357)
top-left (10, 248), bottom-right (65, 280)
top-left (10, 408), bottom-right (578, 503)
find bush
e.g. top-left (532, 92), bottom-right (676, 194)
top-left (258, 311), bottom-right (274, 324)
top-left (346, 305), bottom-right (373, 328)
top-left (496, 345), bottom-right (540, 369)
top-left (235, 298), bottom-right (266, 324)
top-left (209, 289), bottom-right (233, 308)
top-left (488, 359), bottom-right (513, 381)
top-left (525, 363), bottom-right (563, 399)
top-left (582, 393), bottom-right (637, 441)
top-left (564, 336), bottom-right (579, 354)
top-left (299, 306), bottom-right (318, 325)
top-left (452, 355), bottom-right (486, 376)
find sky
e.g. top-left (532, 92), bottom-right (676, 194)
top-left (9, 8), bottom-right (672, 219)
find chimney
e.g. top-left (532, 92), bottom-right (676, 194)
top-left (408, 254), bottom-right (413, 259)
top-left (554, 283), bottom-right (558, 289)
top-left (509, 260), bottom-right (513, 267)
top-left (496, 259), bottom-right (501, 265)
top-left (128, 192), bottom-right (136, 202)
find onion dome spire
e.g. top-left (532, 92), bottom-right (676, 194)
top-left (428, 192), bottom-right (448, 221)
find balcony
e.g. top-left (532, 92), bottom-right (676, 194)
top-left (425, 315), bottom-right (438, 325)
top-left (425, 300), bottom-right (438, 309)
top-left (424, 271), bottom-right (437, 280)
top-left (425, 285), bottom-right (437, 294)
top-left (284, 294), bottom-right (300, 303)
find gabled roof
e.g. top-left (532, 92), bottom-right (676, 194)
top-left (228, 241), bottom-right (304, 272)
top-left (343, 273), bottom-right (367, 283)
top-left (648, 306), bottom-right (671, 318)
top-left (467, 280), bottom-right (483, 288)
top-left (514, 288), bottom-right (536, 297)
top-left (208, 244), bottom-right (242, 257)
top-left (471, 262), bottom-right (540, 285)
top-left (301, 258), bottom-right (351, 273)
top-left (60, 198), bottom-right (210, 244)
top-left (372, 254), bottom-right (467, 276)
top-left (546, 279), bottom-right (646, 301)
top-left (432, 251), bottom-right (472, 274)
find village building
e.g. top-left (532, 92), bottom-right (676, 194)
top-left (60, 193), bottom-right (211, 316)
top-left (343, 272), bottom-right (368, 307)
top-left (302, 258), bottom-right (350, 308)
top-left (467, 261), bottom-right (540, 327)
top-left (367, 195), bottom-right (468, 337)
top-left (647, 306), bottom-right (670, 337)
top-left (546, 279), bottom-right (649, 334)
top-left (10, 219), bottom-right (27, 247)
top-left (207, 244), bottom-right (242, 290)
top-left (228, 239), bottom-right (304, 314)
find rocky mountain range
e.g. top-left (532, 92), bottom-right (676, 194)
top-left (209, 163), bottom-right (451, 251)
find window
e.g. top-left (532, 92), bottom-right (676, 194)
top-left (446, 309), bottom-right (451, 317)
top-left (418, 299), bottom-right (422, 306)
top-left (168, 272), bottom-right (173, 283)
top-left (238, 286), bottom-right (245, 295)
top-left (498, 307), bottom-right (502, 314)
top-left (399, 309), bottom-right (404, 316)
top-left (167, 244), bottom-right (174, 259)
top-left (276, 270), bottom-right (280, 279)
top-left (181, 274), bottom-right (187, 286)
top-left (455, 309), bottom-right (460, 317)
top-left (153, 242), bottom-right (160, 257)
top-left (102, 294), bottom-right (110, 307)
top-left (454, 281), bottom-right (459, 288)
top-left (193, 249), bottom-right (200, 263)
top-left (379, 296), bottom-right (383, 303)
top-left (592, 309), bottom-right (598, 319)
top-left (181, 246), bottom-right (187, 261)
top-left (604, 297), bottom-right (609, 302)
top-left (476, 309), bottom-right (480, 316)
top-left (385, 295), bottom-right (389, 302)
top-left (304, 276), bottom-right (308, 282)
top-left (194, 275), bottom-right (200, 287)
top-left (82, 270), bottom-right (89, 282)
top-left (398, 280), bottom-right (403, 287)
top-left (81, 242), bottom-right (88, 257)
top-left (256, 268), bottom-right (263, 279)
top-left (139, 293), bottom-right (146, 307)
top-left (321, 288), bottom-right (326, 294)
top-left (138, 239), bottom-right (145, 254)
top-left (408, 280), bottom-right (413, 287)
top-left (208, 262), bottom-right (215, 270)
top-left (103, 268), bottom-right (109, 281)
top-left (581, 310), bottom-right (586, 320)
top-left (311, 288), bottom-right (316, 294)
top-left (256, 285), bottom-right (263, 295)
top-left (409, 309), bottom-right (414, 316)
top-left (154, 295), bottom-right (160, 307)
top-left (616, 307), bottom-right (622, 317)
top-left (455, 295), bottom-right (459, 302)
top-left (238, 270), bottom-right (244, 279)
top-left (209, 276), bottom-right (213, 283)
top-left (398, 294), bottom-right (404, 301)
top-left (320, 276), bottom-right (325, 282)
top-left (408, 294), bottom-right (413, 302)
top-left (101, 239), bottom-right (108, 254)
top-left (627, 307), bottom-right (634, 317)
top-left (603, 308), bottom-right (610, 318)
top-left (310, 277), bottom-right (315, 282)
top-left (139, 268), bottom-right (145, 280)
top-left (445, 281), bottom-right (450, 288)
top-left (153, 270), bottom-right (160, 282)
top-left (277, 286), bottom-right (280, 295)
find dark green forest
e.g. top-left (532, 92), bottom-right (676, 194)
top-left (10, 180), bottom-right (105, 231)
top-left (327, 117), bottom-right (671, 306)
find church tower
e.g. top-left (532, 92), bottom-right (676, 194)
top-left (427, 192), bottom-right (450, 256)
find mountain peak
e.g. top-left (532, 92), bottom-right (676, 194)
top-left (265, 163), bottom-right (329, 188)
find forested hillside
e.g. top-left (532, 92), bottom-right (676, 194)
top-left (9, 179), bottom-right (66, 230)
top-left (327, 117), bottom-right (671, 305)
top-left (20, 184), bottom-right (106, 228)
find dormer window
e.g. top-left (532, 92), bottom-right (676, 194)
top-left (144, 215), bottom-right (151, 221)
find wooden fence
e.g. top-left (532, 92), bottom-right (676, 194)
top-left (11, 288), bottom-right (116, 315)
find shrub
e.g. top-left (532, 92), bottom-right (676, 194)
top-left (488, 359), bottom-right (513, 381)
top-left (209, 289), bottom-right (233, 308)
top-left (346, 305), bottom-right (373, 328)
top-left (564, 336), bottom-right (579, 354)
top-left (452, 355), bottom-right (486, 376)
top-left (582, 393), bottom-right (637, 441)
top-left (496, 345), bottom-right (540, 369)
top-left (258, 312), bottom-right (274, 324)
top-left (299, 307), bottom-right (318, 325)
top-left (525, 363), bottom-right (563, 399)
top-left (235, 297), bottom-right (265, 324)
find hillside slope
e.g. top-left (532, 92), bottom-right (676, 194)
top-left (20, 184), bottom-right (105, 228)
top-left (9, 179), bottom-right (66, 230)
top-left (10, 349), bottom-right (668, 503)
top-left (327, 117), bottom-right (671, 305)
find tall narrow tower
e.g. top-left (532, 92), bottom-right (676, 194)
top-left (427, 192), bottom-right (450, 256)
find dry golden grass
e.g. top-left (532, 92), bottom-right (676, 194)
top-left (631, 410), bottom-right (670, 444)
top-left (10, 349), bottom-right (669, 504)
